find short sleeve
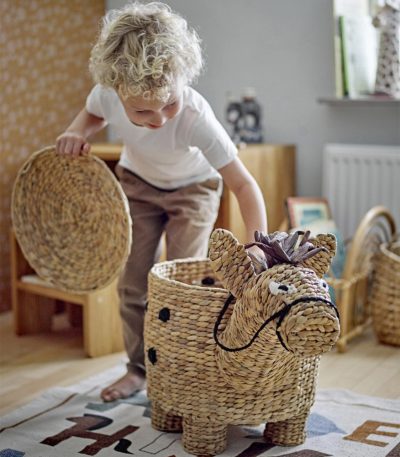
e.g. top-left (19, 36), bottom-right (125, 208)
top-left (86, 85), bottom-right (106, 118)
top-left (188, 106), bottom-right (238, 170)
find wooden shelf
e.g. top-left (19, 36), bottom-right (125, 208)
top-left (318, 96), bottom-right (400, 107)
top-left (90, 143), bottom-right (297, 238)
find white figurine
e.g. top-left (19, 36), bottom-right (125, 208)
top-left (373, 0), bottom-right (400, 98)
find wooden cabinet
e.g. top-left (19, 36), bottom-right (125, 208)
top-left (91, 142), bottom-right (296, 242)
top-left (215, 144), bottom-right (296, 242)
top-left (11, 143), bottom-right (295, 355)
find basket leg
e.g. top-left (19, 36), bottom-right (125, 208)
top-left (336, 337), bottom-right (347, 353)
top-left (151, 401), bottom-right (182, 432)
top-left (182, 417), bottom-right (227, 456)
top-left (264, 411), bottom-right (308, 446)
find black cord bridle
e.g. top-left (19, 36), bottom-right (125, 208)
top-left (213, 294), bottom-right (339, 352)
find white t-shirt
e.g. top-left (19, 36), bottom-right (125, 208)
top-left (86, 85), bottom-right (238, 189)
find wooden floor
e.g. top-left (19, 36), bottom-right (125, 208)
top-left (1, 309), bottom-right (399, 417)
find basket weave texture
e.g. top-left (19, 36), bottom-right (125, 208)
top-left (11, 146), bottom-right (132, 293)
top-left (145, 229), bottom-right (340, 455)
top-left (370, 241), bottom-right (400, 346)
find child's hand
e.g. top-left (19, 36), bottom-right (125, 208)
top-left (247, 244), bottom-right (267, 274)
top-left (55, 132), bottom-right (91, 158)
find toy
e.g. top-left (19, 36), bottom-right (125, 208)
top-left (226, 87), bottom-right (263, 144)
top-left (373, 0), bottom-right (400, 98)
top-left (145, 229), bottom-right (340, 455)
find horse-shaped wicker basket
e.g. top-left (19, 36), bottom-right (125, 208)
top-left (144, 229), bottom-right (340, 455)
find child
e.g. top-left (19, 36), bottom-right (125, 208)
top-left (55, 1), bottom-right (267, 402)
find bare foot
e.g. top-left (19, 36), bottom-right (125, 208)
top-left (101, 371), bottom-right (146, 402)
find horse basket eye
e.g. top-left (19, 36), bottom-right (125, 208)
top-left (320, 279), bottom-right (329, 289)
top-left (269, 281), bottom-right (297, 295)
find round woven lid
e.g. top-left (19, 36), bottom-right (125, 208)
top-left (12, 146), bottom-right (132, 293)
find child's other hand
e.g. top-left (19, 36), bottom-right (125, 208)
top-left (55, 132), bottom-right (91, 158)
top-left (247, 244), bottom-right (267, 274)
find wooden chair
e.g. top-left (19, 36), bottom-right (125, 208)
top-left (10, 230), bottom-right (124, 357)
top-left (279, 206), bottom-right (397, 352)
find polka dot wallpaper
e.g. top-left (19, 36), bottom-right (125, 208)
top-left (0, 0), bottom-right (105, 311)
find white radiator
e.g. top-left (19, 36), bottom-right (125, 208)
top-left (323, 144), bottom-right (400, 240)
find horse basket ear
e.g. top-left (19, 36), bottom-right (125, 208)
top-left (301, 233), bottom-right (337, 277)
top-left (209, 229), bottom-right (255, 297)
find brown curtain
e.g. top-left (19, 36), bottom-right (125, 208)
top-left (0, 0), bottom-right (105, 311)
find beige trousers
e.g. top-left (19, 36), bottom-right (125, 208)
top-left (116, 165), bottom-right (222, 375)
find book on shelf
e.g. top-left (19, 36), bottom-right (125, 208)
top-left (334, 16), bottom-right (344, 98)
top-left (338, 15), bottom-right (379, 98)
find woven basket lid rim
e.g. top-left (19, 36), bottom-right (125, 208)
top-left (380, 240), bottom-right (400, 262)
top-left (11, 145), bottom-right (132, 293)
top-left (150, 257), bottom-right (224, 292)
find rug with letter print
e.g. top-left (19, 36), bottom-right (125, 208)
top-left (1, 363), bottom-right (399, 457)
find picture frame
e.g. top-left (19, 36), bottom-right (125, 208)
top-left (285, 197), bottom-right (331, 229)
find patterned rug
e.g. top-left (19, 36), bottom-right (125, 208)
top-left (1, 364), bottom-right (399, 457)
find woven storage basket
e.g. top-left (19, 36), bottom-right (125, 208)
top-left (11, 146), bottom-right (132, 293)
top-left (370, 240), bottom-right (400, 346)
top-left (145, 229), bottom-right (340, 455)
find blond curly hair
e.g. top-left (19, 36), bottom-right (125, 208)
top-left (89, 1), bottom-right (203, 101)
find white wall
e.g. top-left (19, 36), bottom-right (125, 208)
top-left (106, 0), bottom-right (400, 197)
